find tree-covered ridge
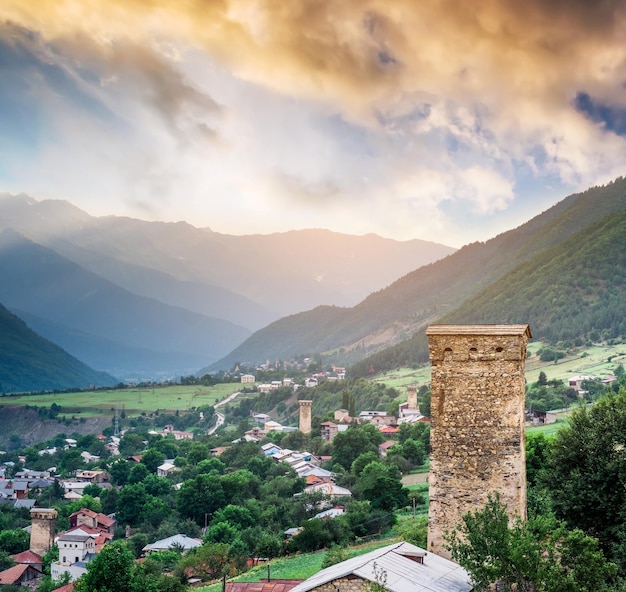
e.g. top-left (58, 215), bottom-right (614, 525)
top-left (351, 196), bottom-right (626, 377)
top-left (444, 206), bottom-right (626, 343)
top-left (216, 177), bottom-right (626, 370)
top-left (0, 302), bottom-right (116, 392)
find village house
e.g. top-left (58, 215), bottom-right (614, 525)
top-left (10, 550), bottom-right (44, 573)
top-left (320, 422), bottom-right (339, 442)
top-left (288, 541), bottom-right (472, 592)
top-left (51, 529), bottom-right (97, 582)
top-left (76, 470), bottom-right (109, 484)
top-left (240, 374), bottom-right (256, 383)
top-left (210, 446), bottom-right (229, 457)
top-left (69, 508), bottom-right (117, 534)
top-left (0, 563), bottom-right (42, 587)
top-left (157, 461), bottom-right (178, 477)
top-left (161, 425), bottom-right (193, 440)
top-left (378, 440), bottom-right (397, 458)
top-left (142, 534), bottom-right (203, 554)
top-left (359, 411), bottom-right (396, 427)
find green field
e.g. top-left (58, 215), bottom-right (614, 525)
top-left (195, 539), bottom-right (398, 592)
top-left (0, 383), bottom-right (240, 418)
top-left (372, 341), bottom-right (626, 392)
top-left (2, 339), bottom-right (623, 421)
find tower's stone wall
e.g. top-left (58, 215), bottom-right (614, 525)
top-left (407, 385), bottom-right (418, 410)
top-left (299, 400), bottom-right (313, 434)
top-left (30, 508), bottom-right (58, 556)
top-left (426, 324), bottom-right (531, 559)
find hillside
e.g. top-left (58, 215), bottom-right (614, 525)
top-left (352, 196), bottom-right (626, 376)
top-left (0, 302), bottom-right (116, 392)
top-left (212, 177), bottom-right (626, 369)
top-left (0, 194), bottom-right (455, 328)
top-left (0, 229), bottom-right (251, 378)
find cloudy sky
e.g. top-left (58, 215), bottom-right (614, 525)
top-left (2, 1), bottom-right (626, 247)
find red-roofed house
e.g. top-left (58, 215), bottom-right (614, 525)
top-left (69, 508), bottom-right (117, 534)
top-left (10, 549), bottom-right (43, 571)
top-left (378, 441), bottom-right (397, 458)
top-left (0, 563), bottom-right (41, 586)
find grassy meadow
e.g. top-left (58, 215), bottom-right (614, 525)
top-left (0, 383), bottom-right (239, 418)
top-left (194, 539), bottom-right (399, 592)
top-left (373, 340), bottom-right (626, 391)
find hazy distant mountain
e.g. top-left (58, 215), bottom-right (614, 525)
top-left (211, 177), bottom-right (626, 370)
top-left (0, 229), bottom-right (250, 378)
top-left (0, 194), bottom-right (456, 329)
top-left (0, 302), bottom-right (116, 392)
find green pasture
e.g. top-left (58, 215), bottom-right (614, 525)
top-left (525, 341), bottom-right (626, 384)
top-left (195, 539), bottom-right (397, 592)
top-left (0, 383), bottom-right (239, 418)
top-left (372, 341), bottom-right (626, 392)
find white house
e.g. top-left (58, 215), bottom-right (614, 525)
top-left (157, 462), bottom-right (178, 477)
top-left (51, 529), bottom-right (96, 582)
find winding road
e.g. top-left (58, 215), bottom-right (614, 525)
top-left (207, 390), bottom-right (242, 435)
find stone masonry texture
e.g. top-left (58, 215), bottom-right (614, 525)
top-left (30, 508), bottom-right (58, 556)
top-left (425, 324), bottom-right (531, 559)
top-left (299, 400), bottom-right (313, 434)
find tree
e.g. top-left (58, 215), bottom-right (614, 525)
top-left (445, 493), bottom-right (617, 592)
top-left (0, 529), bottom-right (29, 554)
top-left (0, 550), bottom-right (14, 571)
top-left (74, 542), bottom-right (134, 592)
top-left (176, 474), bottom-right (226, 525)
top-left (140, 449), bottom-right (166, 474)
top-left (176, 543), bottom-right (230, 581)
top-left (545, 390), bottom-right (626, 562)
top-left (537, 371), bottom-right (548, 386)
top-left (355, 461), bottom-right (408, 512)
top-left (116, 483), bottom-right (147, 526)
top-left (128, 463), bottom-right (149, 484)
top-left (331, 424), bottom-right (383, 470)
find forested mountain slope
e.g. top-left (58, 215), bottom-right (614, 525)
top-left (213, 177), bottom-right (626, 370)
top-left (0, 303), bottom-right (116, 392)
top-left (351, 197), bottom-right (626, 377)
top-left (0, 229), bottom-right (250, 378)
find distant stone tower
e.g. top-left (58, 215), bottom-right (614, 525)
top-left (299, 400), bottom-right (313, 434)
top-left (426, 324), bottom-right (531, 559)
top-left (30, 508), bottom-right (58, 556)
top-left (407, 385), bottom-right (418, 410)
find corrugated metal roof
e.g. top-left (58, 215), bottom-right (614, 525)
top-left (288, 542), bottom-right (472, 592)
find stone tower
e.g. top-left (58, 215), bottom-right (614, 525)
top-left (425, 324), bottom-right (531, 559)
top-left (30, 508), bottom-right (58, 556)
top-left (299, 400), bottom-right (313, 434)
top-left (407, 385), bottom-right (418, 410)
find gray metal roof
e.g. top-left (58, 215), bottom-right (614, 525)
top-left (143, 533), bottom-right (202, 552)
top-left (288, 542), bottom-right (472, 592)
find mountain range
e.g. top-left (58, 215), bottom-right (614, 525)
top-left (0, 193), bottom-right (454, 383)
top-left (213, 176), bottom-right (626, 372)
top-left (4, 175), bottom-right (626, 390)
top-left (0, 302), bottom-right (116, 393)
